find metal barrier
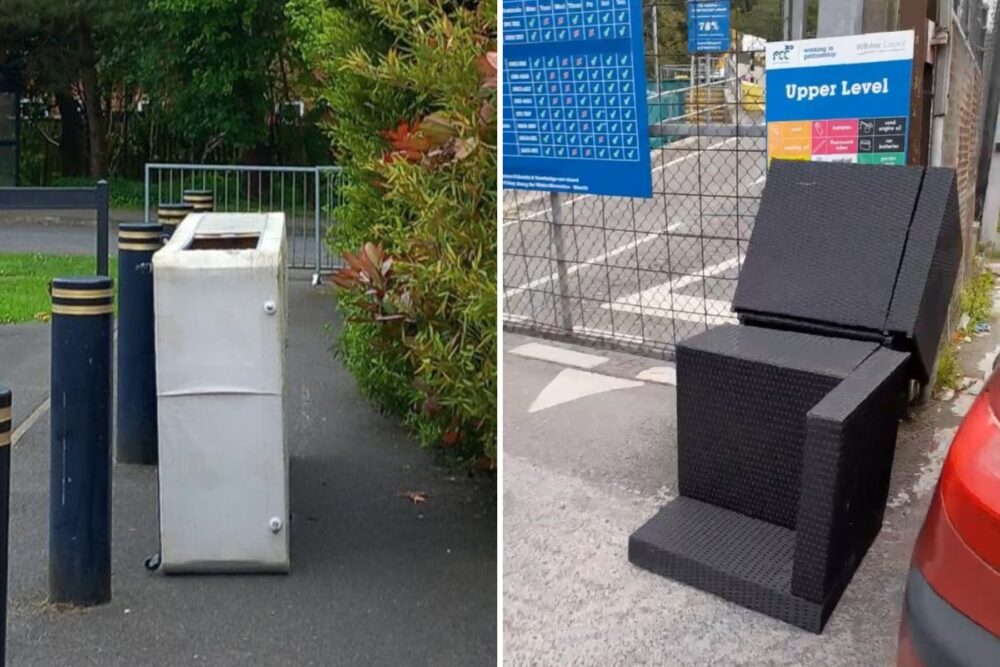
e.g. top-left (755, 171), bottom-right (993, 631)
top-left (0, 182), bottom-right (110, 275)
top-left (502, 3), bottom-right (770, 358)
top-left (144, 164), bottom-right (345, 277)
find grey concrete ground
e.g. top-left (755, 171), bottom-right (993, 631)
top-left (502, 304), bottom-right (1000, 665)
top-left (1, 281), bottom-right (496, 666)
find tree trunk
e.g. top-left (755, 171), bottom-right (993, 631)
top-left (77, 17), bottom-right (106, 178)
top-left (55, 91), bottom-right (87, 177)
top-left (242, 143), bottom-right (270, 199)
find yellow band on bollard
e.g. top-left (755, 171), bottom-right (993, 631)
top-left (119, 231), bottom-right (162, 241)
top-left (51, 288), bottom-right (114, 300)
top-left (51, 303), bottom-right (114, 316)
top-left (0, 404), bottom-right (10, 446)
top-left (119, 242), bottom-right (162, 251)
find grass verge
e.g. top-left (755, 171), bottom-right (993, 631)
top-left (935, 341), bottom-right (961, 392)
top-left (959, 267), bottom-right (995, 332)
top-left (934, 265), bottom-right (996, 394)
top-left (0, 253), bottom-right (118, 324)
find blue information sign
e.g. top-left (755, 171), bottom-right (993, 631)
top-left (765, 31), bottom-right (914, 166)
top-left (502, 0), bottom-right (653, 198)
top-left (687, 0), bottom-right (730, 53)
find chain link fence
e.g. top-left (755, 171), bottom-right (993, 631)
top-left (144, 164), bottom-right (346, 276)
top-left (503, 1), bottom-right (775, 357)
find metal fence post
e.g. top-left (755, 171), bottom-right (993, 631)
top-left (314, 168), bottom-right (322, 285)
top-left (95, 180), bottom-right (109, 277)
top-left (144, 163), bottom-right (151, 223)
top-left (549, 191), bottom-right (574, 332)
top-left (49, 277), bottom-right (114, 606)
top-left (0, 387), bottom-right (10, 664)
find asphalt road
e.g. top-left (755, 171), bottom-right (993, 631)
top-left (502, 329), bottom-right (998, 665)
top-left (0, 210), bottom-right (335, 270)
top-left (2, 281), bottom-right (497, 666)
top-left (502, 136), bottom-right (766, 350)
top-left (0, 324), bottom-right (49, 432)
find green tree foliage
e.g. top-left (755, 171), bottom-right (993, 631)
top-left (646, 4), bottom-right (689, 72)
top-left (0, 0), bottom-right (141, 176)
top-left (137, 0), bottom-right (296, 159)
top-left (289, 0), bottom-right (497, 466)
top-left (733, 0), bottom-right (818, 41)
top-left (644, 0), bottom-right (817, 77)
top-left (1, 0), bottom-right (318, 177)
top-left (732, 0), bottom-right (785, 41)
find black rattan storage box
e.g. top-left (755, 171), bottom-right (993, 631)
top-left (630, 325), bottom-right (908, 632)
top-left (675, 325), bottom-right (879, 529)
top-left (629, 161), bottom-right (962, 633)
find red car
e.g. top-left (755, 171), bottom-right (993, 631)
top-left (898, 367), bottom-right (1000, 665)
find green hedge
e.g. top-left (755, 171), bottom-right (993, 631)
top-left (290, 0), bottom-right (497, 466)
top-left (51, 177), bottom-right (146, 210)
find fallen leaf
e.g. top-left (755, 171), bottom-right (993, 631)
top-left (453, 137), bottom-right (479, 160)
top-left (401, 490), bottom-right (428, 504)
top-left (476, 52), bottom-right (498, 89)
top-left (420, 112), bottom-right (459, 145)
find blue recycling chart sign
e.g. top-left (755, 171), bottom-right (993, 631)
top-left (502, 0), bottom-right (653, 198)
top-left (687, 1), bottom-right (730, 53)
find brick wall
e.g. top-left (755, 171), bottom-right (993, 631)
top-left (929, 18), bottom-right (984, 390)
top-left (940, 20), bottom-right (984, 285)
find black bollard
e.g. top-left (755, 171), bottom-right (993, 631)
top-left (157, 203), bottom-right (194, 240)
top-left (116, 224), bottom-right (162, 465)
top-left (0, 387), bottom-right (10, 663)
top-left (182, 189), bottom-right (214, 212)
top-left (49, 277), bottom-right (113, 606)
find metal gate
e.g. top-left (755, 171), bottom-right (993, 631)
top-left (144, 163), bottom-right (346, 275)
top-left (502, 1), bottom-right (772, 357)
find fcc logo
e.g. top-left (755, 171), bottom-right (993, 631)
top-left (773, 44), bottom-right (794, 63)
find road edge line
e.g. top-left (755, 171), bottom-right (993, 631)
top-left (11, 396), bottom-right (50, 446)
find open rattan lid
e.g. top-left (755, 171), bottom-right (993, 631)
top-left (733, 160), bottom-right (961, 382)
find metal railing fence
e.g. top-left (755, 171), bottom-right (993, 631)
top-left (144, 163), bottom-right (346, 276)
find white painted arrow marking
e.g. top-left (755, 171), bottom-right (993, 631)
top-left (529, 368), bottom-right (644, 413)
